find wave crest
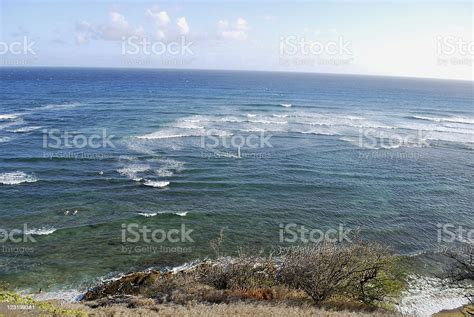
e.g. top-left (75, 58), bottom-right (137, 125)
top-left (0, 172), bottom-right (38, 185)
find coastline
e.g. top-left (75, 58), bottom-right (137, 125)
top-left (6, 258), bottom-right (467, 317)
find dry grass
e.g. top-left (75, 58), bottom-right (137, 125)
top-left (76, 301), bottom-right (401, 317)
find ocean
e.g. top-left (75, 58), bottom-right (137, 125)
top-left (0, 67), bottom-right (472, 296)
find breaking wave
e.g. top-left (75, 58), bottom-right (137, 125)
top-left (0, 172), bottom-right (38, 185)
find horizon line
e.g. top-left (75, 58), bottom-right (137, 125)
top-left (1, 65), bottom-right (472, 83)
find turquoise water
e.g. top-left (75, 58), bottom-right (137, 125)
top-left (0, 68), bottom-right (472, 293)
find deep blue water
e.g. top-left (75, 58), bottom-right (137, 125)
top-left (0, 68), bottom-right (473, 293)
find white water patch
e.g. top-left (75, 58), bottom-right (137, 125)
top-left (117, 164), bottom-right (150, 182)
top-left (24, 227), bottom-right (56, 236)
top-left (300, 130), bottom-right (338, 136)
top-left (143, 180), bottom-right (170, 188)
top-left (118, 155), bottom-right (137, 161)
top-left (138, 130), bottom-right (199, 139)
top-left (173, 118), bottom-right (206, 130)
top-left (247, 119), bottom-right (288, 125)
top-left (158, 211), bottom-right (188, 217)
top-left (9, 126), bottom-right (43, 133)
top-left (0, 172), bottom-right (38, 185)
top-left (280, 103), bottom-right (292, 107)
top-left (155, 168), bottom-right (174, 177)
top-left (397, 276), bottom-right (470, 317)
top-left (120, 138), bottom-right (157, 156)
top-left (137, 212), bottom-right (158, 217)
top-left (152, 158), bottom-right (185, 177)
top-left (0, 117), bottom-right (24, 130)
top-left (39, 102), bottom-right (81, 111)
top-left (0, 113), bottom-right (21, 120)
top-left (31, 290), bottom-right (82, 302)
top-left (137, 126), bottom-right (231, 140)
top-left (411, 115), bottom-right (474, 125)
top-left (0, 137), bottom-right (12, 143)
top-left (135, 111), bottom-right (474, 150)
top-left (138, 211), bottom-right (188, 217)
top-left (150, 158), bottom-right (185, 171)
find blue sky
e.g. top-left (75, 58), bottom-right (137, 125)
top-left (0, 0), bottom-right (472, 80)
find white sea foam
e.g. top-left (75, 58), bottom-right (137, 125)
top-left (150, 158), bottom-right (185, 172)
top-left (0, 137), bottom-right (11, 143)
top-left (31, 290), bottom-right (82, 302)
top-left (117, 164), bottom-right (150, 181)
top-left (138, 127), bottom-right (230, 140)
top-left (280, 103), bottom-right (292, 107)
top-left (152, 159), bottom-right (184, 177)
top-left (155, 168), bottom-right (174, 177)
top-left (300, 130), bottom-right (337, 136)
top-left (411, 115), bottom-right (474, 125)
top-left (118, 155), bottom-right (137, 161)
top-left (39, 102), bottom-right (81, 111)
top-left (143, 180), bottom-right (170, 188)
top-left (158, 211), bottom-right (188, 216)
top-left (137, 111), bottom-right (473, 149)
top-left (120, 138), bottom-right (157, 156)
top-left (0, 113), bottom-right (21, 120)
top-left (24, 227), bottom-right (56, 235)
top-left (139, 211), bottom-right (188, 217)
top-left (10, 126), bottom-right (42, 133)
top-left (137, 212), bottom-right (158, 217)
top-left (137, 127), bottom-right (202, 139)
top-left (248, 119), bottom-right (287, 125)
top-left (0, 172), bottom-right (38, 185)
top-left (0, 118), bottom-right (24, 130)
top-left (397, 276), bottom-right (469, 317)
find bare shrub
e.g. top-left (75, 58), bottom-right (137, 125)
top-left (278, 242), bottom-right (405, 306)
top-left (197, 256), bottom-right (277, 290)
top-left (210, 227), bottom-right (226, 258)
top-left (442, 244), bottom-right (474, 303)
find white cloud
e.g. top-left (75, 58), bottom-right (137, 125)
top-left (156, 29), bottom-right (165, 40)
top-left (145, 7), bottom-right (170, 27)
top-left (75, 33), bottom-right (89, 45)
top-left (236, 18), bottom-right (248, 31)
top-left (99, 10), bottom-right (144, 40)
top-left (145, 7), bottom-right (171, 40)
top-left (217, 20), bottom-right (229, 29)
top-left (177, 17), bottom-right (190, 35)
top-left (217, 18), bottom-right (249, 41)
top-left (75, 20), bottom-right (94, 44)
top-left (75, 10), bottom-right (144, 44)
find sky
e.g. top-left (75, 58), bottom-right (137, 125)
top-left (0, 0), bottom-right (472, 80)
